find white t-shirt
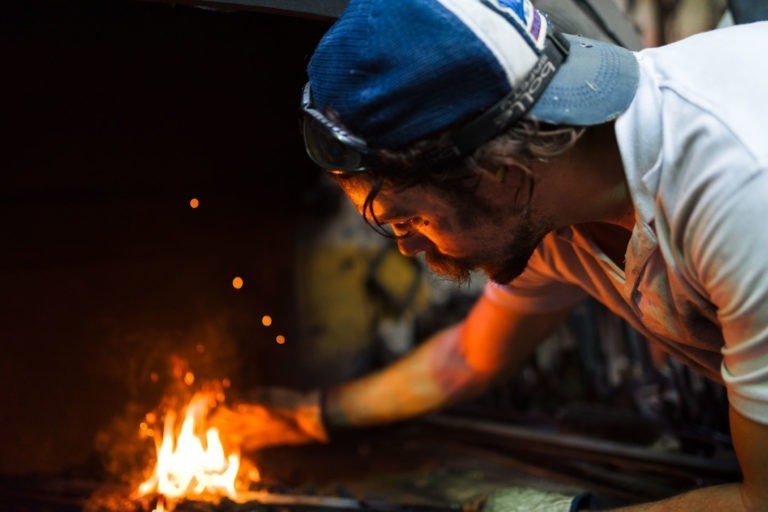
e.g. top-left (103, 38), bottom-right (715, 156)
top-left (485, 22), bottom-right (768, 424)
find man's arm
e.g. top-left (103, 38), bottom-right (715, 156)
top-left (323, 293), bottom-right (568, 428)
top-left (211, 293), bottom-right (566, 450)
top-left (605, 407), bottom-right (768, 512)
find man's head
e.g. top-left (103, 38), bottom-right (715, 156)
top-left (327, 121), bottom-right (588, 283)
top-left (302, 0), bottom-right (639, 282)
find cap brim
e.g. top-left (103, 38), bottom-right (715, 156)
top-left (529, 34), bottom-right (639, 126)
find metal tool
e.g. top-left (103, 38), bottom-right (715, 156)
top-left (231, 491), bottom-right (462, 512)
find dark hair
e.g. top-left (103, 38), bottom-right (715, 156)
top-left (333, 118), bottom-right (585, 238)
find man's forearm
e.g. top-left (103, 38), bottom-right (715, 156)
top-left (603, 404), bottom-right (768, 511)
top-left (608, 483), bottom-right (747, 512)
top-left (321, 301), bottom-right (569, 430)
top-left (323, 322), bottom-right (487, 429)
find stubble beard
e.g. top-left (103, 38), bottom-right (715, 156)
top-left (423, 214), bottom-right (550, 285)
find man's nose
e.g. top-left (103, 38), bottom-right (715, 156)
top-left (397, 234), bottom-right (433, 257)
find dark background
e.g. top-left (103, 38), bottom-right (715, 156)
top-left (0, 0), bottom-right (331, 475)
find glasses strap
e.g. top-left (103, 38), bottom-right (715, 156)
top-left (451, 31), bottom-right (570, 157)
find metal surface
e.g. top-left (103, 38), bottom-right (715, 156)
top-left (142, 0), bottom-right (348, 19)
top-left (535, 0), bottom-right (643, 50)
top-left (727, 0), bottom-right (768, 24)
top-left (234, 491), bottom-right (461, 512)
top-left (2, 419), bottom-right (694, 511)
top-left (139, 0), bottom-right (645, 50)
top-left (425, 415), bottom-right (741, 481)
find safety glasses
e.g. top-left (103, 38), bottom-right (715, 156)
top-left (300, 32), bottom-right (569, 174)
top-left (300, 82), bottom-right (465, 174)
top-left (300, 83), bottom-right (380, 173)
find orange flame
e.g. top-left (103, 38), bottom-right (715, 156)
top-left (137, 392), bottom-right (244, 511)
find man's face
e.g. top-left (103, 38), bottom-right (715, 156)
top-left (334, 172), bottom-right (554, 284)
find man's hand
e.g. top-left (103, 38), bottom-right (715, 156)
top-left (211, 388), bottom-right (328, 451)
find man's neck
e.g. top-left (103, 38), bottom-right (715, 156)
top-left (567, 121), bottom-right (634, 230)
top-left (575, 122), bottom-right (635, 269)
top-left (582, 221), bottom-right (632, 271)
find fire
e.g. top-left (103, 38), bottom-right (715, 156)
top-left (137, 391), bottom-right (246, 511)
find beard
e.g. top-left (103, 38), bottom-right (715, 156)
top-left (423, 249), bottom-right (474, 284)
top-left (423, 216), bottom-right (548, 285)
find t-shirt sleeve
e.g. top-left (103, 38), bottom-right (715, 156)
top-left (483, 236), bottom-right (589, 314)
top-left (684, 163), bottom-right (768, 424)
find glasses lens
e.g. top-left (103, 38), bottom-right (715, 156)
top-left (302, 115), bottom-right (364, 171)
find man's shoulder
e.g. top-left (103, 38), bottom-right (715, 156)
top-left (616, 24), bottom-right (768, 226)
top-left (635, 23), bottom-right (768, 167)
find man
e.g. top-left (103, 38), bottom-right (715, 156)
top-left (217, 0), bottom-right (768, 509)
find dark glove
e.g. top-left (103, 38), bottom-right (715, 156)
top-left (481, 487), bottom-right (599, 512)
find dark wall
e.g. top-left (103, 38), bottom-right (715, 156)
top-left (0, 0), bottom-right (330, 474)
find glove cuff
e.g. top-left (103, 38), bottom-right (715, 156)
top-left (292, 389), bottom-right (331, 443)
top-left (318, 387), bottom-right (336, 441)
top-left (570, 492), bottom-right (600, 511)
top-left (317, 387), bottom-right (354, 441)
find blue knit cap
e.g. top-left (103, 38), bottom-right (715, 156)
top-left (308, 0), bottom-right (639, 149)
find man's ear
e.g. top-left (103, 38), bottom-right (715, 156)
top-left (490, 162), bottom-right (534, 213)
top-left (489, 161), bottom-right (533, 183)
top-left (493, 167), bottom-right (507, 183)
